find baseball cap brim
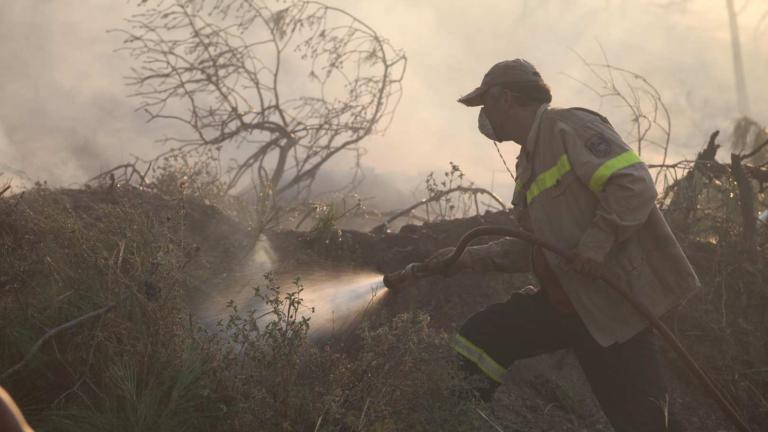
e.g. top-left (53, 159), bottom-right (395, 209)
top-left (457, 86), bottom-right (487, 107)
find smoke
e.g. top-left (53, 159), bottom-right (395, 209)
top-left (0, 1), bottom-right (166, 186)
top-left (330, 0), bottom-right (768, 202)
top-left (190, 235), bottom-right (276, 325)
top-left (0, 0), bottom-right (766, 206)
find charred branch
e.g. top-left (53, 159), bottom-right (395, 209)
top-left (731, 152), bottom-right (758, 256)
top-left (663, 131), bottom-right (720, 233)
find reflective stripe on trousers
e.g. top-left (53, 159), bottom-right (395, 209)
top-left (450, 333), bottom-right (506, 383)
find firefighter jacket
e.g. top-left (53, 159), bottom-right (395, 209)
top-left (463, 105), bottom-right (700, 346)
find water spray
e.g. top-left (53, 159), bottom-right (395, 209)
top-left (382, 225), bottom-right (753, 432)
top-left (298, 271), bottom-right (387, 335)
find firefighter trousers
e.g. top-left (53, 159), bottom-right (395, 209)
top-left (452, 290), bottom-right (678, 432)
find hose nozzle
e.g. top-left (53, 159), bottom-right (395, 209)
top-left (382, 262), bottom-right (431, 290)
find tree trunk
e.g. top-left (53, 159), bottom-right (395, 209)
top-left (726, 0), bottom-right (751, 116)
top-left (665, 131), bottom-right (720, 234)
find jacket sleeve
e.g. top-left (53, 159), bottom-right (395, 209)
top-left (560, 119), bottom-right (658, 262)
top-left (462, 237), bottom-right (533, 273)
top-left (459, 202), bottom-right (533, 273)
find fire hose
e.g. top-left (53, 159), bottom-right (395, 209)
top-left (382, 226), bottom-right (752, 432)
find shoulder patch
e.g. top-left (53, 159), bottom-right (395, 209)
top-left (586, 134), bottom-right (611, 158)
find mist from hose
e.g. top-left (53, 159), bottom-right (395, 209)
top-left (191, 237), bottom-right (387, 338)
top-left (298, 270), bottom-right (387, 337)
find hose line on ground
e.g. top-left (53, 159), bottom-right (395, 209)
top-left (385, 226), bottom-right (752, 432)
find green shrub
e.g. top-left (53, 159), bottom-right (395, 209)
top-left (201, 274), bottom-right (486, 432)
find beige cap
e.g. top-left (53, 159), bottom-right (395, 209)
top-left (458, 59), bottom-right (544, 107)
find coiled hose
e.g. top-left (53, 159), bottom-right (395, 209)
top-left (383, 226), bottom-right (752, 432)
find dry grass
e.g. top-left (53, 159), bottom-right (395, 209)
top-left (0, 184), bottom-right (488, 432)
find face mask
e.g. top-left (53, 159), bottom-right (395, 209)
top-left (478, 107), bottom-right (498, 141)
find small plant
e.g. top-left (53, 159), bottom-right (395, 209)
top-left (307, 203), bottom-right (342, 244)
top-left (425, 162), bottom-right (467, 221)
top-left (419, 162), bottom-right (505, 223)
top-left (202, 274), bottom-right (317, 430)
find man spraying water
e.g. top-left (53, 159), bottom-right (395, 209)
top-left (424, 59), bottom-right (701, 432)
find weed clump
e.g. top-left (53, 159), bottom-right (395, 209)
top-left (0, 185), bottom-right (214, 431)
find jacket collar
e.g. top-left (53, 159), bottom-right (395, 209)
top-left (522, 104), bottom-right (549, 156)
top-left (513, 104), bottom-right (549, 194)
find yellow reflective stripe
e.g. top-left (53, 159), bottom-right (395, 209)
top-left (588, 150), bottom-right (643, 193)
top-left (450, 334), bottom-right (506, 382)
top-left (526, 154), bottom-right (571, 204)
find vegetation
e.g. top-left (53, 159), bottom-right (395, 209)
top-left (0, 185), bottom-right (487, 432)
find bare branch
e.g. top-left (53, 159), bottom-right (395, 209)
top-left (569, 48), bottom-right (672, 185)
top-left (1, 301), bottom-right (118, 382)
top-left (370, 186), bottom-right (507, 233)
top-left (741, 138), bottom-right (768, 161)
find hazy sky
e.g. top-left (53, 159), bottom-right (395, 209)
top-left (1, 0), bottom-right (766, 205)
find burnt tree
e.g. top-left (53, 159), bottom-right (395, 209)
top-left (117, 0), bottom-right (406, 221)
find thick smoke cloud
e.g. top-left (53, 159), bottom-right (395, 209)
top-left (0, 1), bottom-right (164, 186)
top-left (0, 0), bottom-right (766, 205)
top-left (331, 0), bottom-right (768, 202)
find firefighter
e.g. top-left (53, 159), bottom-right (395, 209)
top-left (431, 59), bottom-right (700, 431)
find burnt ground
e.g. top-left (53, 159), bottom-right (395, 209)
top-left (267, 210), bottom-right (763, 431)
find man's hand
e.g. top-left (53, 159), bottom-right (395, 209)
top-left (567, 250), bottom-right (623, 284)
top-left (567, 251), bottom-right (607, 279)
top-left (425, 247), bottom-right (471, 277)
